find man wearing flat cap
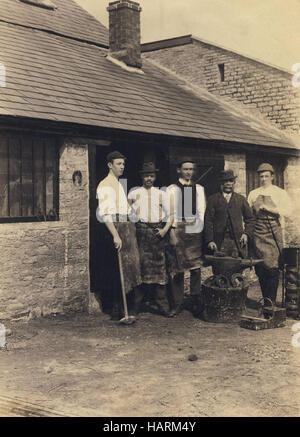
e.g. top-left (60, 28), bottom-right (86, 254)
top-left (96, 150), bottom-right (142, 320)
top-left (128, 162), bottom-right (177, 317)
top-left (204, 169), bottom-right (255, 260)
top-left (167, 159), bottom-right (206, 316)
top-left (248, 163), bottom-right (292, 308)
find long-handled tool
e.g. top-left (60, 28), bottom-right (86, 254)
top-left (227, 208), bottom-right (245, 259)
top-left (266, 214), bottom-right (285, 308)
top-left (117, 250), bottom-right (136, 325)
top-left (195, 166), bottom-right (213, 184)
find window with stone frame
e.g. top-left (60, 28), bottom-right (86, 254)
top-left (218, 63), bottom-right (225, 82)
top-left (0, 133), bottom-right (59, 222)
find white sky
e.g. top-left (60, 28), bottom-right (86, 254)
top-left (75, 0), bottom-right (300, 72)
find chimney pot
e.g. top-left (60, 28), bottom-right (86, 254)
top-left (107, 0), bottom-right (142, 69)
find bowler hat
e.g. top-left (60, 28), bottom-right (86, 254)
top-left (219, 169), bottom-right (237, 181)
top-left (106, 150), bottom-right (126, 163)
top-left (139, 162), bottom-right (159, 174)
top-left (257, 163), bottom-right (274, 174)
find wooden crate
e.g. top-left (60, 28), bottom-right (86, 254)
top-left (240, 307), bottom-right (286, 330)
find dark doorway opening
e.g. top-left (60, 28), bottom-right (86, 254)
top-left (89, 139), bottom-right (224, 296)
top-left (89, 140), bottom-right (169, 294)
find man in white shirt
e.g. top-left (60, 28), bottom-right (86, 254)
top-left (167, 160), bottom-right (206, 316)
top-left (248, 163), bottom-right (293, 308)
top-left (128, 162), bottom-right (177, 317)
top-left (96, 151), bottom-right (142, 320)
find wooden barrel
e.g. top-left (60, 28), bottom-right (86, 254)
top-left (202, 282), bottom-right (248, 323)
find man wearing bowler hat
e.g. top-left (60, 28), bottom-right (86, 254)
top-left (128, 162), bottom-right (177, 317)
top-left (204, 169), bottom-right (255, 260)
top-left (248, 163), bottom-right (292, 308)
top-left (96, 150), bottom-right (142, 321)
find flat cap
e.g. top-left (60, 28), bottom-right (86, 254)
top-left (106, 150), bottom-right (126, 163)
top-left (177, 158), bottom-right (196, 167)
top-left (257, 163), bottom-right (274, 173)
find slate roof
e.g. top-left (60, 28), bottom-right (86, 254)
top-left (0, 0), bottom-right (297, 150)
top-left (0, 0), bottom-right (108, 46)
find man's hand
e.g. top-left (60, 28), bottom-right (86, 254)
top-left (155, 228), bottom-right (167, 239)
top-left (240, 233), bottom-right (248, 248)
top-left (114, 234), bottom-right (122, 252)
top-left (208, 241), bottom-right (217, 252)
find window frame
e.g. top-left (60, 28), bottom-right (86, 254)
top-left (218, 63), bottom-right (225, 82)
top-left (0, 132), bottom-right (59, 223)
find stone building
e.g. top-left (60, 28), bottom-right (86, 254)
top-left (142, 34), bottom-right (300, 244)
top-left (0, 0), bottom-right (298, 321)
top-left (142, 35), bottom-right (300, 136)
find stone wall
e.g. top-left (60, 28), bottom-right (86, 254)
top-left (284, 156), bottom-right (300, 247)
top-left (224, 152), bottom-right (246, 196)
top-left (0, 139), bottom-right (90, 322)
top-left (144, 39), bottom-right (300, 135)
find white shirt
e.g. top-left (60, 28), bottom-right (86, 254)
top-left (248, 184), bottom-right (292, 220)
top-left (223, 192), bottom-right (232, 203)
top-left (96, 173), bottom-right (129, 221)
top-left (128, 186), bottom-right (171, 223)
top-left (167, 180), bottom-right (206, 233)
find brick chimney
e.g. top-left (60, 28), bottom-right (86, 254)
top-left (107, 0), bottom-right (142, 69)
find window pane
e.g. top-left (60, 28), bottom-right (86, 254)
top-left (45, 140), bottom-right (54, 216)
top-left (8, 136), bottom-right (21, 217)
top-left (33, 139), bottom-right (45, 217)
top-left (0, 136), bottom-right (8, 217)
top-left (0, 133), bottom-right (58, 222)
top-left (21, 136), bottom-right (33, 217)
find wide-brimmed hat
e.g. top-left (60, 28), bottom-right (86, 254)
top-left (106, 150), bottom-right (126, 163)
top-left (257, 163), bottom-right (274, 174)
top-left (139, 162), bottom-right (159, 174)
top-left (219, 169), bottom-right (237, 182)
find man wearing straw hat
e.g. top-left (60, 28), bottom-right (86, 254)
top-left (204, 169), bottom-right (254, 259)
top-left (96, 151), bottom-right (142, 321)
top-left (128, 162), bottom-right (178, 317)
top-left (248, 163), bottom-right (293, 308)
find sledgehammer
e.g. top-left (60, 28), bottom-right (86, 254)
top-left (117, 251), bottom-right (136, 325)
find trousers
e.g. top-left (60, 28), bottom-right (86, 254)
top-left (255, 264), bottom-right (280, 307)
top-left (135, 283), bottom-right (172, 315)
top-left (168, 268), bottom-right (201, 314)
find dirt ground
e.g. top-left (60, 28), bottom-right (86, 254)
top-left (1, 283), bottom-right (300, 418)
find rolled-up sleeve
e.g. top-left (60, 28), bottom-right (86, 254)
top-left (96, 185), bottom-right (116, 222)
